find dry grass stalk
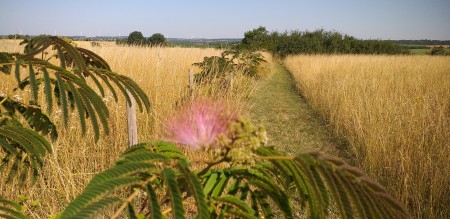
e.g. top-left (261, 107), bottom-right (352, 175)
top-left (284, 55), bottom-right (450, 218)
top-left (0, 40), bottom-right (270, 217)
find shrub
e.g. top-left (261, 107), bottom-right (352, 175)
top-left (148, 33), bottom-right (167, 46)
top-left (91, 41), bottom-right (101, 47)
top-left (192, 48), bottom-right (266, 88)
top-left (430, 46), bottom-right (447, 55)
top-left (127, 31), bottom-right (146, 45)
top-left (240, 27), bottom-right (409, 57)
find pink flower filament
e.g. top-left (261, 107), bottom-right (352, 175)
top-left (168, 100), bottom-right (231, 149)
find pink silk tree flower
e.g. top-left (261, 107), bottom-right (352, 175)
top-left (167, 100), bottom-right (234, 149)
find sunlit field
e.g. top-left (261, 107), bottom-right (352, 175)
top-left (2, 37), bottom-right (448, 218)
top-left (284, 55), bottom-right (450, 218)
top-left (0, 39), bottom-right (272, 217)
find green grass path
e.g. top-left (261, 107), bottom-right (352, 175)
top-left (249, 64), bottom-right (347, 157)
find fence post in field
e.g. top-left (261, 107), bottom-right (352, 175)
top-left (189, 67), bottom-right (195, 102)
top-left (126, 89), bottom-right (138, 147)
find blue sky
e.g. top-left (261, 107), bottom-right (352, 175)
top-left (1, 0), bottom-right (449, 40)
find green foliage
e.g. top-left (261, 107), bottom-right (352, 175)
top-left (60, 142), bottom-right (193, 218)
top-left (1, 35), bottom-right (150, 186)
top-left (429, 46), bottom-right (448, 55)
top-left (61, 139), bottom-right (410, 218)
top-left (125, 31), bottom-right (168, 47)
top-left (60, 118), bottom-right (409, 218)
top-left (193, 55), bottom-right (233, 86)
top-left (148, 33), bottom-right (167, 47)
top-left (192, 48), bottom-right (266, 88)
top-left (241, 26), bottom-right (271, 51)
top-left (0, 195), bottom-right (27, 219)
top-left (127, 31), bottom-right (146, 45)
top-left (241, 27), bottom-right (409, 57)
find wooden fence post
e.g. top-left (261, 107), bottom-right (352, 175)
top-left (189, 67), bottom-right (195, 102)
top-left (126, 90), bottom-right (138, 147)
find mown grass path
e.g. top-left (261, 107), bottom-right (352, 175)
top-left (249, 64), bottom-right (348, 158)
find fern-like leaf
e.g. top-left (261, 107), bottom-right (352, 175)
top-left (178, 161), bottom-right (210, 219)
top-left (216, 195), bottom-right (257, 217)
top-left (162, 168), bottom-right (186, 219)
top-left (309, 152), bottom-right (408, 218)
top-left (6, 36), bottom-right (150, 142)
top-left (61, 176), bottom-right (141, 218)
top-left (0, 125), bottom-right (46, 162)
top-left (127, 203), bottom-right (139, 219)
top-left (78, 88), bottom-right (110, 136)
top-left (0, 195), bottom-right (27, 219)
top-left (76, 47), bottom-right (111, 70)
top-left (41, 68), bottom-right (53, 114)
top-left (203, 172), bottom-right (219, 196)
top-left (54, 72), bottom-right (69, 125)
top-left (62, 148), bottom-right (172, 218)
top-left (75, 197), bottom-right (120, 219)
top-left (254, 191), bottom-right (274, 219)
top-left (1, 97), bottom-right (57, 140)
top-left (28, 63), bottom-right (38, 103)
top-left (66, 82), bottom-right (87, 135)
top-left (254, 147), bottom-right (411, 218)
top-left (0, 124), bottom-right (52, 183)
top-left (89, 67), bottom-right (151, 113)
top-left (0, 52), bottom-right (13, 74)
top-left (14, 62), bottom-right (21, 84)
top-left (146, 184), bottom-right (163, 219)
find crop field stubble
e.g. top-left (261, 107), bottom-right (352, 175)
top-left (0, 39), bottom-right (272, 217)
top-left (284, 55), bottom-right (450, 218)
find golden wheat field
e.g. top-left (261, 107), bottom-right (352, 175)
top-left (284, 55), bottom-right (450, 218)
top-left (1, 38), bottom-right (449, 218)
top-left (0, 39), bottom-right (271, 217)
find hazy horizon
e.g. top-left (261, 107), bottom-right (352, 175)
top-left (1, 0), bottom-right (449, 40)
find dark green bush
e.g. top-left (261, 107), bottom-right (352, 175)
top-left (240, 27), bottom-right (409, 57)
top-left (192, 48), bottom-right (266, 88)
top-left (430, 46), bottom-right (448, 55)
top-left (127, 31), bottom-right (146, 45)
top-left (148, 33), bottom-right (167, 46)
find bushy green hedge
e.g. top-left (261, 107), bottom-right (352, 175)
top-left (240, 27), bottom-right (409, 57)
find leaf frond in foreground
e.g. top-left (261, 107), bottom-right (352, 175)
top-left (0, 195), bottom-right (28, 219)
top-left (256, 147), bottom-right (410, 218)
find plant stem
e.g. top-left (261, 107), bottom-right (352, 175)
top-left (162, 200), bottom-right (193, 216)
top-left (0, 93), bottom-right (14, 105)
top-left (197, 150), bottom-right (230, 176)
top-left (110, 189), bottom-right (140, 219)
top-left (110, 175), bottom-right (158, 219)
top-left (255, 156), bottom-right (295, 160)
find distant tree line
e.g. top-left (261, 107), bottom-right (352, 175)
top-left (390, 39), bottom-right (450, 46)
top-left (239, 26), bottom-right (409, 57)
top-left (166, 40), bottom-right (240, 49)
top-left (2, 34), bottom-right (32, 40)
top-left (115, 31), bottom-right (167, 46)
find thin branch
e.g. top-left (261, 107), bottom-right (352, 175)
top-left (254, 156), bottom-right (295, 160)
top-left (197, 150), bottom-right (230, 176)
top-left (0, 62), bottom-right (16, 67)
top-left (110, 189), bottom-right (140, 219)
top-left (110, 175), bottom-right (158, 219)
